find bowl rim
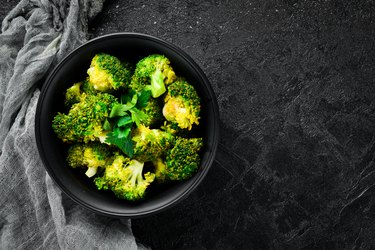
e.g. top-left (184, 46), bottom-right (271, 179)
top-left (35, 32), bottom-right (220, 218)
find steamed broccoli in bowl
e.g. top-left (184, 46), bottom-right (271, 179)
top-left (52, 53), bottom-right (203, 202)
top-left (66, 142), bottom-right (114, 178)
top-left (163, 80), bottom-right (201, 130)
top-left (94, 154), bottom-right (155, 201)
top-left (52, 92), bottom-right (118, 143)
top-left (87, 53), bottom-right (133, 92)
top-left (130, 54), bottom-right (176, 97)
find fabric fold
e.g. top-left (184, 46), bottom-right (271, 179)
top-left (0, 1), bottom-right (146, 249)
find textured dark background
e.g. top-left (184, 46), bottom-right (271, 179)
top-left (2, 0), bottom-right (375, 249)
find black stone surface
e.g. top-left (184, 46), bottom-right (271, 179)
top-left (3, 0), bottom-right (375, 249)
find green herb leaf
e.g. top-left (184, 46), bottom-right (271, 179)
top-left (103, 119), bottom-right (112, 131)
top-left (130, 108), bottom-right (149, 127)
top-left (136, 90), bottom-right (151, 109)
top-left (121, 90), bottom-right (137, 105)
top-left (130, 93), bottom-right (138, 105)
top-left (120, 91), bottom-right (133, 104)
top-left (109, 104), bottom-right (128, 118)
top-left (109, 103), bottom-right (135, 118)
top-left (105, 127), bottom-right (133, 157)
top-left (106, 89), bottom-right (153, 155)
top-left (117, 115), bottom-right (132, 127)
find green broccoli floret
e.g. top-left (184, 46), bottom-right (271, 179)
top-left (65, 82), bottom-right (82, 107)
top-left (66, 142), bottom-right (112, 177)
top-left (64, 79), bottom-right (98, 108)
top-left (132, 125), bottom-right (175, 162)
top-left (94, 154), bottom-right (155, 201)
top-left (161, 121), bottom-right (189, 137)
top-left (162, 80), bottom-right (200, 130)
top-left (52, 93), bottom-right (118, 143)
top-left (165, 137), bottom-right (203, 181)
top-left (130, 54), bottom-right (176, 98)
top-left (81, 78), bottom-right (97, 95)
top-left (152, 158), bottom-right (168, 183)
top-left (87, 53), bottom-right (132, 92)
top-left (140, 97), bottom-right (164, 127)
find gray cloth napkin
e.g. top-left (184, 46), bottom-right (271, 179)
top-left (0, 1), bottom-right (147, 249)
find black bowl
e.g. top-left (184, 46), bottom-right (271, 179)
top-left (35, 33), bottom-right (219, 218)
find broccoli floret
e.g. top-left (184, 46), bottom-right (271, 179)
top-left (140, 97), bottom-right (164, 127)
top-left (130, 54), bottom-right (176, 98)
top-left (81, 78), bottom-right (97, 95)
top-left (165, 137), bottom-right (203, 181)
top-left (67, 142), bottom-right (112, 177)
top-left (64, 79), bottom-right (98, 108)
top-left (87, 53), bottom-right (132, 92)
top-left (163, 80), bottom-right (201, 130)
top-left (52, 93), bottom-right (118, 143)
top-left (161, 121), bottom-right (190, 137)
top-left (94, 155), bottom-right (155, 201)
top-left (132, 125), bottom-right (175, 162)
top-left (65, 82), bottom-right (82, 107)
top-left (152, 158), bottom-right (168, 183)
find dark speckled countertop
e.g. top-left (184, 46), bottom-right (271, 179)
top-left (2, 0), bottom-right (375, 249)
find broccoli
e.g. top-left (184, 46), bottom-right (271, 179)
top-left (161, 121), bottom-right (189, 137)
top-left (130, 54), bottom-right (176, 98)
top-left (152, 158), bottom-right (168, 183)
top-left (65, 82), bottom-right (82, 107)
top-left (162, 80), bottom-right (201, 130)
top-left (165, 137), bottom-right (203, 180)
top-left (64, 79), bottom-right (98, 108)
top-left (66, 142), bottom-right (112, 177)
top-left (54, 53), bottom-right (206, 201)
top-left (87, 53), bottom-right (132, 92)
top-left (52, 92), bottom-right (118, 143)
top-left (94, 154), bottom-right (155, 201)
top-left (81, 78), bottom-right (97, 95)
top-left (132, 125), bottom-right (175, 162)
top-left (140, 97), bottom-right (164, 127)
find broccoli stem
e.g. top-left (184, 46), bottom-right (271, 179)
top-left (85, 166), bottom-right (98, 178)
top-left (150, 69), bottom-right (166, 98)
top-left (129, 160), bottom-right (144, 186)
